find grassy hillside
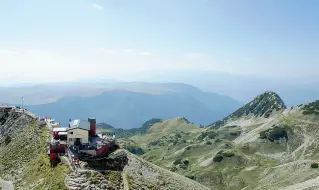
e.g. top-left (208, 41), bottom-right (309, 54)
top-left (96, 118), bottom-right (163, 138)
top-left (130, 117), bottom-right (204, 146)
top-left (127, 92), bottom-right (319, 189)
top-left (123, 150), bottom-right (210, 190)
top-left (0, 112), bottom-right (69, 190)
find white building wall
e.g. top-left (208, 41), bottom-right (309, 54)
top-left (67, 128), bottom-right (89, 145)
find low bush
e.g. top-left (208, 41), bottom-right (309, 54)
top-left (173, 158), bottom-right (182, 165)
top-left (186, 175), bottom-right (195, 180)
top-left (150, 140), bottom-right (160, 146)
top-left (125, 145), bottom-right (145, 155)
top-left (5, 136), bottom-right (11, 145)
top-left (302, 101), bottom-right (319, 115)
top-left (170, 167), bottom-right (177, 172)
top-left (185, 146), bottom-right (191, 150)
top-left (223, 152), bottom-right (235, 157)
top-left (183, 160), bottom-right (189, 166)
top-left (259, 126), bottom-right (288, 142)
top-left (197, 131), bottom-right (218, 140)
top-left (179, 164), bottom-right (187, 169)
top-left (213, 155), bottom-right (223, 162)
top-left (229, 132), bottom-right (239, 136)
top-left (311, 163), bottom-right (319, 168)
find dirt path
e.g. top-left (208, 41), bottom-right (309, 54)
top-left (0, 179), bottom-right (14, 190)
top-left (279, 176), bottom-right (319, 190)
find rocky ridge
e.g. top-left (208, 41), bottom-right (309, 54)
top-left (127, 92), bottom-right (319, 190)
top-left (208, 91), bottom-right (286, 129)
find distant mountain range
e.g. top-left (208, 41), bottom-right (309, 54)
top-left (26, 84), bottom-right (242, 128)
top-left (1, 71), bottom-right (319, 107)
top-left (129, 70), bottom-right (319, 106)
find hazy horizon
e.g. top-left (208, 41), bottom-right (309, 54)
top-left (0, 0), bottom-right (318, 84)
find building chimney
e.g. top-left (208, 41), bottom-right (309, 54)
top-left (88, 117), bottom-right (96, 136)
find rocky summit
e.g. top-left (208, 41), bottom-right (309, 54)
top-left (208, 91), bottom-right (287, 129)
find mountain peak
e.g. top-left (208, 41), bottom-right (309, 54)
top-left (208, 91), bottom-right (286, 129)
top-left (229, 91), bottom-right (286, 118)
top-left (177, 117), bottom-right (191, 123)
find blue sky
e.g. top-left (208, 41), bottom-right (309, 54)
top-left (0, 0), bottom-right (318, 83)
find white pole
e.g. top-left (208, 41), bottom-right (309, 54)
top-left (22, 97), bottom-right (24, 113)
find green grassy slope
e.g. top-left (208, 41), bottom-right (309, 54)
top-left (123, 150), bottom-right (210, 190)
top-left (0, 112), bottom-right (69, 190)
top-left (130, 117), bottom-right (204, 146)
top-left (96, 118), bottom-right (163, 138)
top-left (126, 93), bottom-right (319, 190)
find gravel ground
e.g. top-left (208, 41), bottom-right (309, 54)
top-left (0, 179), bottom-right (14, 190)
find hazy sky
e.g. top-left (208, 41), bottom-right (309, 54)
top-left (0, 0), bottom-right (318, 83)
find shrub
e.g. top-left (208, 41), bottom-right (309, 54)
top-left (302, 101), bottom-right (319, 115)
top-left (125, 145), bottom-right (145, 155)
top-left (259, 126), bottom-right (288, 142)
top-left (259, 131), bottom-right (267, 139)
top-left (150, 140), bottom-right (160, 146)
top-left (206, 141), bottom-right (212, 145)
top-left (208, 132), bottom-right (218, 139)
top-left (264, 110), bottom-right (272, 118)
top-left (183, 160), bottom-right (189, 166)
top-left (179, 164), bottom-right (187, 169)
top-left (303, 110), bottom-right (314, 115)
top-left (268, 127), bottom-right (288, 141)
top-left (229, 132), bottom-right (240, 136)
top-left (223, 143), bottom-right (232, 149)
top-left (311, 163), bottom-right (319, 168)
top-left (223, 152), bottom-right (235, 157)
top-left (186, 175), bottom-right (195, 180)
top-left (185, 146), bottom-right (191, 150)
top-left (170, 167), bottom-right (177, 172)
top-left (5, 136), bottom-right (11, 145)
top-left (197, 131), bottom-right (218, 140)
top-left (213, 155), bottom-right (223, 162)
top-left (173, 158), bottom-right (182, 165)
